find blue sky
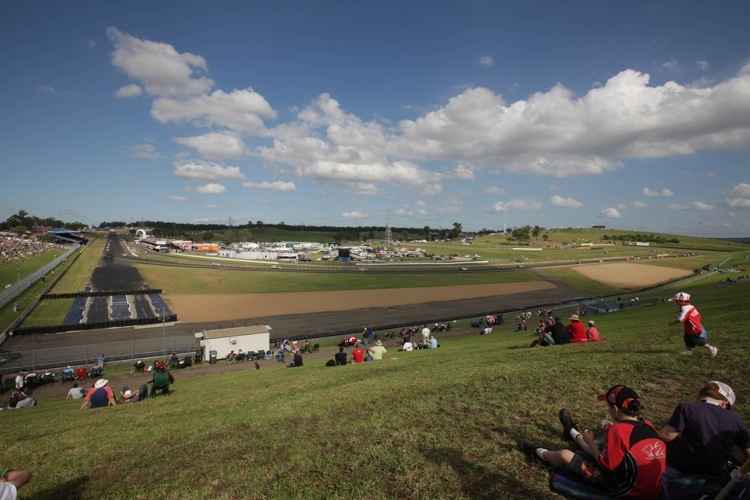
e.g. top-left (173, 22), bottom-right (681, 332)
top-left (1, 1), bottom-right (749, 237)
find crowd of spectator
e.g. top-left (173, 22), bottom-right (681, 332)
top-left (0, 235), bottom-right (64, 266)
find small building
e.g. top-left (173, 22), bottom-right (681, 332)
top-left (197, 325), bottom-right (271, 360)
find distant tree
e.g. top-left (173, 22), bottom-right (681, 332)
top-left (202, 231), bottom-right (214, 242)
top-left (451, 222), bottom-right (463, 239)
top-left (542, 233), bottom-right (549, 242)
top-left (11, 225), bottom-right (27, 236)
top-left (423, 226), bottom-right (431, 241)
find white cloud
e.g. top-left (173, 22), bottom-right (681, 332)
top-left (447, 163), bottom-right (475, 180)
top-left (667, 203), bottom-right (690, 211)
top-left (482, 186), bottom-right (505, 195)
top-left (38, 85), bottom-right (58, 94)
top-left (660, 59), bottom-right (680, 71)
top-left (167, 195), bottom-right (188, 202)
top-left (550, 195), bottom-right (583, 208)
top-left (152, 88), bottom-right (276, 134)
top-left (697, 60), bottom-right (709, 71)
top-left (479, 55), bottom-right (494, 67)
top-left (174, 132), bottom-right (246, 159)
top-left (615, 201), bottom-right (647, 209)
top-left (643, 187), bottom-right (674, 197)
top-left (205, 204), bottom-right (220, 209)
top-left (108, 30), bottom-right (750, 203)
top-left (342, 211), bottom-right (366, 218)
top-left (194, 183), bottom-right (226, 194)
top-left (692, 201), bottom-right (714, 211)
top-left (601, 207), bottom-right (621, 218)
top-left (725, 183), bottom-right (750, 208)
top-left (115, 84), bottom-right (142, 98)
top-left (107, 27), bottom-right (213, 97)
top-left (487, 199), bottom-right (543, 212)
top-left (173, 161), bottom-right (245, 182)
top-left (242, 181), bottom-right (297, 192)
top-left (347, 183), bottom-right (381, 196)
top-left (129, 143), bottom-right (161, 159)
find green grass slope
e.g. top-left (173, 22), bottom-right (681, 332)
top-left (3, 283), bottom-right (748, 498)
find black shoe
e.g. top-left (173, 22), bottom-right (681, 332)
top-left (517, 439), bottom-right (542, 462)
top-left (559, 408), bottom-right (579, 443)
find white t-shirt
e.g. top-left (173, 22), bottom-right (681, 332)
top-left (0, 482), bottom-right (18, 500)
top-left (67, 387), bottom-right (84, 399)
top-left (403, 342), bottom-right (413, 352)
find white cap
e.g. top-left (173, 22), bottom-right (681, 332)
top-left (708, 381), bottom-right (736, 406)
top-left (669, 292), bottom-right (691, 302)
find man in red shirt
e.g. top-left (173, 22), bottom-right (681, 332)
top-left (567, 314), bottom-right (588, 343)
top-left (518, 384), bottom-right (666, 498)
top-left (667, 292), bottom-right (717, 357)
top-left (351, 344), bottom-right (365, 363)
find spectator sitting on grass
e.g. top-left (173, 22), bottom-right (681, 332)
top-left (429, 335), bottom-right (439, 348)
top-left (657, 381), bottom-right (750, 478)
top-left (586, 321), bottom-right (604, 342)
top-left (66, 383), bottom-right (85, 400)
top-left (367, 339), bottom-right (388, 360)
top-left (351, 343), bottom-right (365, 363)
top-left (567, 314), bottom-right (588, 343)
top-left (80, 378), bottom-right (116, 410)
top-left (401, 340), bottom-right (414, 352)
top-left (518, 385), bottom-right (666, 498)
top-left (335, 347), bottom-right (348, 366)
top-left (8, 390), bottom-right (35, 409)
top-left (288, 352), bottom-right (303, 368)
top-left (545, 316), bottom-right (569, 345)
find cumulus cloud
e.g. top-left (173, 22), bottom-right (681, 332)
top-left (129, 143), bottom-right (161, 159)
top-left (692, 201), bottom-right (714, 211)
top-left (152, 88), bottom-right (276, 134)
top-left (601, 207), bottom-right (621, 218)
top-left (174, 132), bottom-right (246, 159)
top-left (342, 211), bottom-right (366, 218)
top-left (479, 55), bottom-right (494, 67)
top-left (108, 29), bottom-right (750, 207)
top-left (615, 201), bottom-right (647, 209)
top-left (487, 199), bottom-right (543, 212)
top-left (643, 187), bottom-right (674, 197)
top-left (482, 186), bottom-right (506, 195)
top-left (667, 203), bottom-right (690, 211)
top-left (167, 195), bottom-right (188, 202)
top-left (107, 27), bottom-right (213, 96)
top-left (550, 195), bottom-right (584, 208)
top-left (173, 161), bottom-right (245, 182)
top-left (725, 183), bottom-right (750, 208)
top-left (242, 181), bottom-right (297, 192)
top-left (194, 183), bottom-right (226, 194)
top-left (115, 84), bottom-right (142, 98)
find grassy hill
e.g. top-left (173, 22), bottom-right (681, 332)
top-left (3, 283), bottom-right (748, 498)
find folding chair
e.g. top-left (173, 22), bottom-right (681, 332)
top-left (150, 370), bottom-right (171, 397)
top-left (312, 344), bottom-right (320, 352)
top-left (75, 368), bottom-right (88, 381)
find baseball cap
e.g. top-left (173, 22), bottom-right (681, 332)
top-left (705, 381), bottom-right (736, 406)
top-left (669, 292), bottom-right (691, 302)
top-left (598, 385), bottom-right (641, 410)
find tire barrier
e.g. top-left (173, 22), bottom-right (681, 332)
top-left (9, 314), bottom-right (178, 336)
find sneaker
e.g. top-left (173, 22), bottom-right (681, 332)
top-left (559, 408), bottom-right (579, 443)
top-left (709, 346), bottom-right (718, 357)
top-left (517, 439), bottom-right (542, 462)
top-left (680, 350), bottom-right (693, 355)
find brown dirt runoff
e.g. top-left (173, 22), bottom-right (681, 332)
top-left (164, 282), bottom-right (556, 323)
top-left (571, 262), bottom-right (693, 289)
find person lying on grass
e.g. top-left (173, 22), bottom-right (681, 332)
top-left (518, 385), bottom-right (666, 498)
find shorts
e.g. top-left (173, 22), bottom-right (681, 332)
top-left (566, 453), bottom-right (605, 487)
top-left (684, 327), bottom-right (707, 348)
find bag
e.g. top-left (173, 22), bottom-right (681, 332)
top-left (325, 359), bottom-right (336, 367)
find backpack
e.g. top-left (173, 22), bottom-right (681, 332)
top-left (325, 359), bottom-right (336, 367)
